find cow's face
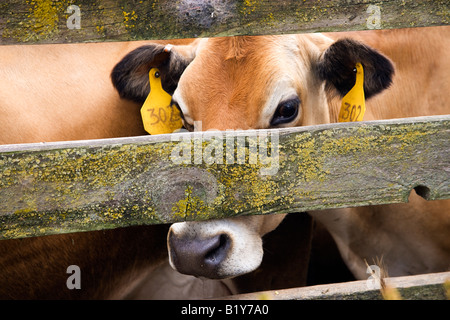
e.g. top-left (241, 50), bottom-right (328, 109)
top-left (112, 34), bottom-right (393, 279)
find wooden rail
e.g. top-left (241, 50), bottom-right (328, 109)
top-left (220, 271), bottom-right (450, 300)
top-left (1, 115), bottom-right (449, 240)
top-left (0, 0), bottom-right (448, 45)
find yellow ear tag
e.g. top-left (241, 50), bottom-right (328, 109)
top-left (140, 68), bottom-right (183, 135)
top-left (338, 63), bottom-right (366, 122)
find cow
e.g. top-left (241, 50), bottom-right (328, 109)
top-left (111, 25), bottom-right (450, 281)
top-left (0, 39), bottom-right (178, 299)
top-left (0, 39), bottom-right (312, 299)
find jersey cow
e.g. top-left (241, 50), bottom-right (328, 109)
top-left (111, 26), bottom-right (450, 280)
top-left (0, 39), bottom-right (176, 299)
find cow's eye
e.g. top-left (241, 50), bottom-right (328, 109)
top-left (270, 97), bottom-right (300, 126)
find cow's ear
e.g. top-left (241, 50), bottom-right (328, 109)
top-left (111, 44), bottom-right (195, 103)
top-left (316, 38), bottom-right (394, 99)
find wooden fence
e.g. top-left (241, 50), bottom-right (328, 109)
top-left (0, 0), bottom-right (449, 300)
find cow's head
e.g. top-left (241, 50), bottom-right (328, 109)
top-left (111, 34), bottom-right (394, 279)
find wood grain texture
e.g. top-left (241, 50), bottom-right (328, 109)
top-left (219, 271), bottom-right (450, 300)
top-left (0, 115), bottom-right (448, 239)
top-left (0, 0), bottom-right (448, 45)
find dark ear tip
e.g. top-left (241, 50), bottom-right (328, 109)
top-left (317, 38), bottom-right (395, 99)
top-left (362, 53), bottom-right (395, 99)
top-left (110, 44), bottom-right (168, 103)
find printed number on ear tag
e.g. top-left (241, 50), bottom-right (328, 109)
top-left (140, 68), bottom-right (183, 135)
top-left (338, 63), bottom-right (366, 122)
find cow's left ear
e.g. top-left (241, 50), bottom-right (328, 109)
top-left (111, 41), bottom-right (199, 104)
top-left (316, 38), bottom-right (394, 99)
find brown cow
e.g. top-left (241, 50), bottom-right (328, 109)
top-left (0, 39), bottom-right (179, 299)
top-left (111, 26), bottom-right (450, 281)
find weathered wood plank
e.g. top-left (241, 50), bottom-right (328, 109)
top-left (0, 115), bottom-right (448, 240)
top-left (219, 271), bottom-right (450, 300)
top-left (0, 0), bottom-right (448, 45)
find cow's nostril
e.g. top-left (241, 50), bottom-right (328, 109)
top-left (168, 232), bottom-right (231, 279)
top-left (204, 234), bottom-right (230, 265)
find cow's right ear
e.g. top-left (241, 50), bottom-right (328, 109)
top-left (316, 38), bottom-right (394, 99)
top-left (111, 43), bottom-right (197, 104)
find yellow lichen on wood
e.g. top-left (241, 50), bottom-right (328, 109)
top-left (30, 0), bottom-right (61, 36)
top-left (0, 116), bottom-right (448, 239)
top-left (241, 0), bottom-right (260, 16)
top-left (444, 279), bottom-right (450, 300)
top-left (122, 9), bottom-right (138, 29)
top-left (217, 164), bottom-right (281, 214)
top-left (2, 0), bottom-right (64, 42)
top-left (171, 185), bottom-right (208, 220)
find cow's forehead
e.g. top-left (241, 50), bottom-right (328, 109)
top-left (174, 35), bottom-right (314, 129)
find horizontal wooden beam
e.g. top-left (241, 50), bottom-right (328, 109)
top-left (0, 0), bottom-right (448, 45)
top-left (0, 115), bottom-right (448, 240)
top-left (220, 271), bottom-right (450, 300)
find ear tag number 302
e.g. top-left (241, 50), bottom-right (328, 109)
top-left (339, 63), bottom-right (366, 122)
top-left (140, 68), bottom-right (183, 135)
